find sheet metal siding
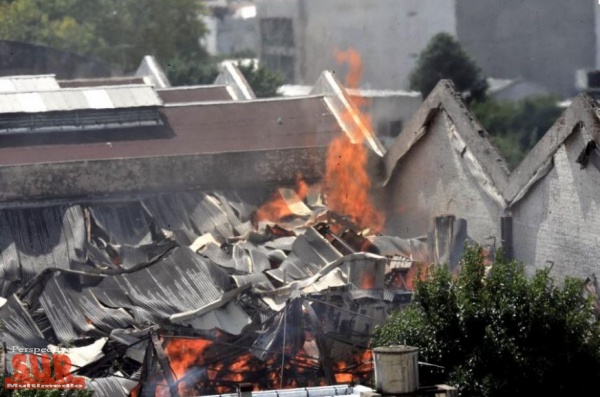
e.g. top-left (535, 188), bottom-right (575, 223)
top-left (142, 194), bottom-right (204, 245)
top-left (112, 248), bottom-right (231, 319)
top-left (0, 211), bottom-right (20, 296)
top-left (39, 276), bottom-right (96, 343)
top-left (0, 206), bottom-right (86, 295)
top-left (89, 203), bottom-right (153, 246)
top-left (0, 295), bottom-right (47, 348)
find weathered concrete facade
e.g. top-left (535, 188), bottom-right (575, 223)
top-left (255, 0), bottom-right (456, 88)
top-left (257, 0), bottom-right (598, 97)
top-left (382, 80), bottom-right (600, 279)
top-left (384, 110), bottom-right (503, 243)
top-left (0, 148), bottom-right (328, 207)
top-left (511, 128), bottom-right (600, 280)
top-left (456, 0), bottom-right (597, 97)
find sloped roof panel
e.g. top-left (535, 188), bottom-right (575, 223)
top-left (0, 85), bottom-right (161, 114)
top-left (39, 90), bottom-right (70, 111)
top-left (0, 75), bottom-right (60, 92)
top-left (84, 89), bottom-right (115, 109)
top-left (0, 94), bottom-right (21, 113)
top-left (17, 92), bottom-right (46, 112)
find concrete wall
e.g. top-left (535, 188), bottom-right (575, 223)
top-left (383, 81), bottom-right (600, 279)
top-left (456, 0), bottom-right (597, 98)
top-left (257, 0), bottom-right (456, 89)
top-left (384, 111), bottom-right (503, 244)
top-left (511, 127), bottom-right (600, 280)
top-left (0, 148), bottom-right (327, 207)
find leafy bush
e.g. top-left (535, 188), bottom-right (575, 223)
top-left (373, 246), bottom-right (600, 397)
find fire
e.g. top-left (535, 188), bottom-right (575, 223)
top-left (323, 48), bottom-right (384, 233)
top-left (255, 175), bottom-right (309, 223)
top-left (155, 338), bottom-right (212, 397)
top-left (404, 261), bottom-right (430, 291)
top-left (361, 272), bottom-right (376, 289)
top-left (333, 348), bottom-right (373, 384)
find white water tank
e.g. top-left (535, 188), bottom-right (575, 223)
top-left (373, 345), bottom-right (419, 394)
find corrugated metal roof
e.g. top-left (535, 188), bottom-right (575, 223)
top-left (0, 85), bottom-right (162, 114)
top-left (0, 75), bottom-right (60, 92)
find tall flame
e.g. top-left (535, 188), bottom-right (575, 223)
top-left (323, 49), bottom-right (384, 233)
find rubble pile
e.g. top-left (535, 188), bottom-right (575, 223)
top-left (0, 187), bottom-right (423, 397)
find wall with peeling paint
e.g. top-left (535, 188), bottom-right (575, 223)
top-left (383, 80), bottom-right (600, 279)
top-left (384, 110), bottom-right (503, 245)
top-left (511, 127), bottom-right (600, 280)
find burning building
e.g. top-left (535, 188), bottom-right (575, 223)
top-left (0, 55), bottom-right (427, 396)
top-left (1, 48), bottom-right (599, 397)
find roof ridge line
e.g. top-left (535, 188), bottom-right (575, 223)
top-left (382, 81), bottom-right (600, 210)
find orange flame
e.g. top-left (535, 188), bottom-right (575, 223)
top-left (155, 339), bottom-right (212, 397)
top-left (323, 49), bottom-right (384, 233)
top-left (404, 262), bottom-right (429, 291)
top-left (361, 272), bottom-right (376, 289)
top-left (255, 175), bottom-right (309, 223)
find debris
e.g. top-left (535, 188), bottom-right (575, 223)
top-left (0, 187), bottom-right (467, 396)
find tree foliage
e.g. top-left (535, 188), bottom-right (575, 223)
top-left (410, 33), bottom-right (488, 101)
top-left (237, 61), bottom-right (284, 98)
top-left (373, 245), bottom-right (600, 397)
top-left (0, 0), bottom-right (208, 72)
top-left (163, 55), bottom-right (219, 87)
top-left (164, 57), bottom-right (283, 98)
top-left (471, 96), bottom-right (563, 169)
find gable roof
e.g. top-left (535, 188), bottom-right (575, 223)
top-left (506, 94), bottom-right (600, 205)
top-left (383, 80), bottom-right (510, 208)
top-left (383, 80), bottom-right (600, 209)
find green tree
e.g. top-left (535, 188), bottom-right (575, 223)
top-left (471, 96), bottom-right (562, 169)
top-left (164, 56), bottom-right (219, 86)
top-left (164, 57), bottom-right (284, 98)
top-left (237, 61), bottom-right (284, 98)
top-left (373, 245), bottom-right (600, 397)
top-left (0, 0), bottom-right (208, 73)
top-left (410, 33), bottom-right (488, 101)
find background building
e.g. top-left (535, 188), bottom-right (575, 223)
top-left (257, 0), bottom-right (600, 98)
